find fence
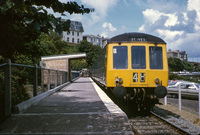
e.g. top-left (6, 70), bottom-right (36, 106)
top-left (0, 59), bottom-right (79, 123)
top-left (165, 85), bottom-right (200, 119)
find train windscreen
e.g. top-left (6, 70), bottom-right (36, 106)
top-left (131, 46), bottom-right (146, 69)
top-left (113, 46), bottom-right (128, 69)
top-left (149, 46), bottom-right (163, 69)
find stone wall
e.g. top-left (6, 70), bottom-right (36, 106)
top-left (43, 59), bottom-right (68, 71)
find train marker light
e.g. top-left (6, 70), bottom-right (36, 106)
top-left (118, 78), bottom-right (123, 84)
top-left (155, 78), bottom-right (160, 84)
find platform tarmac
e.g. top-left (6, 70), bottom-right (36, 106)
top-left (0, 77), bottom-right (133, 135)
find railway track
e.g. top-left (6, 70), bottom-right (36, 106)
top-left (130, 111), bottom-right (192, 135)
top-left (92, 79), bottom-right (199, 135)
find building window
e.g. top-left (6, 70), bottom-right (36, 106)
top-left (77, 39), bottom-right (80, 43)
top-left (72, 32), bottom-right (74, 36)
top-left (67, 37), bottom-right (69, 42)
top-left (72, 38), bottom-right (74, 43)
top-left (67, 32), bottom-right (70, 35)
top-left (77, 32), bottom-right (79, 36)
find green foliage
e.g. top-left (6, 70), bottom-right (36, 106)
top-left (71, 59), bottom-right (88, 71)
top-left (11, 75), bottom-right (30, 106)
top-left (79, 40), bottom-right (103, 67)
top-left (192, 63), bottom-right (200, 72)
top-left (168, 57), bottom-right (193, 71)
top-left (0, 0), bottom-right (93, 60)
top-left (169, 72), bottom-right (184, 80)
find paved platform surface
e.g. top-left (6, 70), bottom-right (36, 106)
top-left (0, 77), bottom-right (133, 135)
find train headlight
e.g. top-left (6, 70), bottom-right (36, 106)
top-left (155, 78), bottom-right (160, 84)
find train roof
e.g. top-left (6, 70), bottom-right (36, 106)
top-left (109, 32), bottom-right (166, 44)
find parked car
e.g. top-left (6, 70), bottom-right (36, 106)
top-left (182, 83), bottom-right (200, 90)
top-left (167, 81), bottom-right (199, 99)
top-left (167, 80), bottom-right (190, 89)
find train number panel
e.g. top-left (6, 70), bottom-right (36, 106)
top-left (92, 32), bottom-right (168, 111)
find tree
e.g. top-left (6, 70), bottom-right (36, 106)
top-left (79, 40), bottom-right (103, 67)
top-left (0, 0), bottom-right (93, 61)
top-left (168, 57), bottom-right (193, 72)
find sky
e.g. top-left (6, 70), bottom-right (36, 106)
top-left (57, 0), bottom-right (200, 60)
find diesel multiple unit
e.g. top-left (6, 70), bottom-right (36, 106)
top-left (92, 32), bottom-right (168, 111)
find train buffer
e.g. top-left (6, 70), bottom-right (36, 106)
top-left (0, 77), bottom-right (133, 135)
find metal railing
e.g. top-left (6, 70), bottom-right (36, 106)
top-left (164, 85), bottom-right (200, 119)
top-left (0, 59), bottom-right (79, 122)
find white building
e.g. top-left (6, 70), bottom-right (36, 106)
top-left (62, 20), bottom-right (84, 44)
top-left (167, 49), bottom-right (188, 61)
top-left (83, 35), bottom-right (110, 48)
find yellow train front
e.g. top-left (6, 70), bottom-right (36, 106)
top-left (92, 32), bottom-right (168, 111)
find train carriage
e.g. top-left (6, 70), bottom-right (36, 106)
top-left (92, 32), bottom-right (168, 110)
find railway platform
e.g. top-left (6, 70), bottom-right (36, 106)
top-left (0, 77), bottom-right (133, 135)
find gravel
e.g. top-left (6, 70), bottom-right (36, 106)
top-left (152, 103), bottom-right (200, 134)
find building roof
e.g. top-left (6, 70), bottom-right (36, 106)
top-left (61, 19), bottom-right (84, 32)
top-left (41, 53), bottom-right (86, 61)
top-left (70, 21), bottom-right (84, 32)
top-left (109, 32), bottom-right (166, 44)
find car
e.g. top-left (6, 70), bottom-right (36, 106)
top-left (167, 81), bottom-right (199, 99)
top-left (182, 83), bottom-right (200, 90)
top-left (167, 80), bottom-right (190, 89)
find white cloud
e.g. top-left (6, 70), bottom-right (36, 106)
top-left (142, 9), bottom-right (162, 25)
top-left (156, 29), bottom-right (184, 40)
top-left (142, 9), bottom-right (179, 27)
top-left (102, 22), bottom-right (117, 31)
top-left (81, 0), bottom-right (118, 17)
top-left (187, 0), bottom-right (200, 24)
top-left (164, 13), bottom-right (179, 27)
top-left (139, 0), bottom-right (200, 57)
top-left (139, 25), bottom-right (145, 31)
top-left (100, 22), bottom-right (117, 37)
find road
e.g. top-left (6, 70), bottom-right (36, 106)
top-left (160, 97), bottom-right (199, 115)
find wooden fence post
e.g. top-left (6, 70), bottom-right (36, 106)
top-left (5, 59), bottom-right (12, 117)
top-left (33, 64), bottom-right (38, 96)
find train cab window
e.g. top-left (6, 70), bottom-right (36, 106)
top-left (113, 46), bottom-right (128, 69)
top-left (131, 46), bottom-right (146, 69)
top-left (149, 47), bottom-right (163, 69)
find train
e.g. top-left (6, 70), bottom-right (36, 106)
top-left (91, 32), bottom-right (168, 111)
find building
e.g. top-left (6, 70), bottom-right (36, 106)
top-left (62, 20), bottom-right (84, 44)
top-left (167, 49), bottom-right (188, 61)
top-left (83, 34), bottom-right (110, 48)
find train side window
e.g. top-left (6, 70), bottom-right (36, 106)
top-left (131, 46), bottom-right (146, 69)
top-left (149, 47), bottom-right (163, 69)
top-left (113, 46), bottom-right (128, 69)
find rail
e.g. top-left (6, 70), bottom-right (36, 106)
top-left (0, 59), bottom-right (80, 123)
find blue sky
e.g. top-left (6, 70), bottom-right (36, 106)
top-left (57, 0), bottom-right (200, 59)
